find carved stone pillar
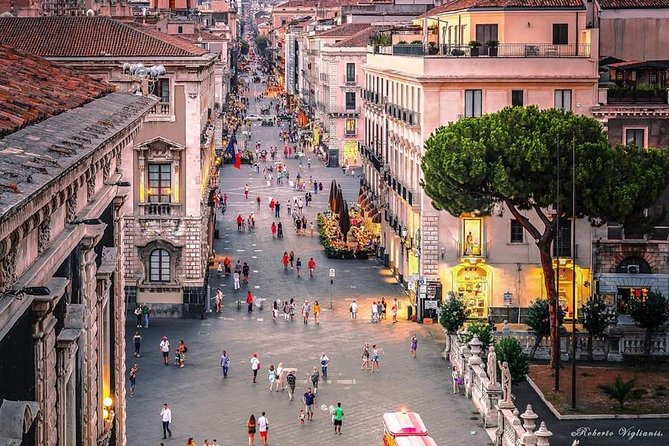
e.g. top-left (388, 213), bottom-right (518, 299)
top-left (79, 227), bottom-right (104, 446)
top-left (32, 308), bottom-right (58, 446)
top-left (113, 194), bottom-right (128, 446)
top-left (56, 304), bottom-right (82, 446)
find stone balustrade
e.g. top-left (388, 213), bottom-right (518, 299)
top-left (445, 332), bottom-right (554, 446)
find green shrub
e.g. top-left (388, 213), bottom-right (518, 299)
top-left (439, 294), bottom-right (467, 334)
top-left (460, 321), bottom-right (493, 351)
top-left (495, 337), bottom-right (529, 383)
top-left (598, 377), bottom-right (645, 408)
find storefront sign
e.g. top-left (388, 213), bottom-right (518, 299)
top-left (503, 292), bottom-right (513, 306)
top-left (424, 300), bottom-right (439, 309)
top-left (426, 282), bottom-right (441, 300)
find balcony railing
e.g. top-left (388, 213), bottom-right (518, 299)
top-left (344, 130), bottom-right (358, 137)
top-left (369, 43), bottom-right (590, 58)
top-left (139, 202), bottom-right (181, 216)
top-left (457, 240), bottom-right (489, 258)
top-left (607, 88), bottom-right (668, 105)
top-left (329, 106), bottom-right (361, 116)
top-left (148, 102), bottom-right (171, 116)
top-left (343, 74), bottom-right (358, 85)
top-left (384, 103), bottom-right (420, 126)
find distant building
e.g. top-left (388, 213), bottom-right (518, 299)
top-left (0, 44), bottom-right (155, 446)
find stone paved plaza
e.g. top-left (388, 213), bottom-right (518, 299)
top-left (124, 78), bottom-right (489, 446)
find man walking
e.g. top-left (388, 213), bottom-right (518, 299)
top-left (142, 303), bottom-right (150, 328)
top-left (350, 300), bottom-right (358, 319)
top-left (251, 353), bottom-right (260, 383)
top-left (302, 388), bottom-right (315, 421)
top-left (319, 352), bottom-right (330, 380)
top-left (257, 411), bottom-right (269, 446)
top-left (275, 200), bottom-right (281, 218)
top-left (129, 364), bottom-right (138, 397)
top-left (308, 258), bottom-right (316, 277)
top-left (160, 403), bottom-right (172, 439)
top-left (133, 331), bottom-right (142, 357)
top-left (159, 336), bottom-right (170, 365)
top-left (333, 402), bottom-right (344, 435)
top-left (286, 370), bottom-right (296, 401)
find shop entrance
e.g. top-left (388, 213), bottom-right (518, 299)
top-left (455, 266), bottom-right (488, 319)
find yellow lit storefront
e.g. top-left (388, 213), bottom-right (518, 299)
top-left (452, 262), bottom-right (492, 319)
top-left (550, 259), bottom-right (591, 320)
top-left (342, 140), bottom-right (359, 166)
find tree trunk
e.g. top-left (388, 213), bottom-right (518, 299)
top-left (538, 241), bottom-right (559, 370)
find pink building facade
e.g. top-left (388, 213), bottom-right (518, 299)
top-left (360, 0), bottom-right (600, 320)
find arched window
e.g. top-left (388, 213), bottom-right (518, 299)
top-left (149, 249), bottom-right (171, 282)
top-left (616, 256), bottom-right (652, 274)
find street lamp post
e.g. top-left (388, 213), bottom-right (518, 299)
top-left (571, 136), bottom-right (578, 409)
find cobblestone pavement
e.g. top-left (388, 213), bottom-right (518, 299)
top-left (125, 74), bottom-right (490, 446)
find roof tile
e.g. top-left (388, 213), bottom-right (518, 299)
top-left (0, 45), bottom-right (114, 137)
top-left (598, 0), bottom-right (669, 7)
top-left (315, 23), bottom-right (372, 38)
top-left (417, 0), bottom-right (585, 18)
top-left (331, 26), bottom-right (382, 47)
top-left (0, 16), bottom-right (208, 57)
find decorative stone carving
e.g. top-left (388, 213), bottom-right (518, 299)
top-left (38, 216), bottom-right (51, 255)
top-left (102, 159), bottom-right (111, 182)
top-left (87, 175), bottom-right (95, 202)
top-left (0, 247), bottom-right (17, 292)
top-left (498, 360), bottom-right (514, 408)
top-left (66, 186), bottom-right (78, 223)
top-left (0, 399), bottom-right (40, 441)
top-left (487, 346), bottom-right (498, 385)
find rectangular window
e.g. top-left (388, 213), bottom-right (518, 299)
top-left (625, 128), bottom-right (645, 150)
top-left (345, 92), bottom-right (356, 110)
top-left (510, 219), bottom-right (524, 244)
top-left (552, 220), bottom-right (572, 257)
top-left (511, 90), bottom-right (524, 107)
top-left (158, 78), bottom-right (170, 104)
top-left (148, 164), bottom-right (171, 203)
top-left (552, 24), bottom-right (568, 45)
top-left (177, 25), bottom-right (183, 34)
top-left (345, 119), bottom-right (356, 136)
top-left (464, 90), bottom-right (482, 118)
top-left (149, 249), bottom-right (171, 282)
top-left (554, 89), bottom-right (572, 112)
top-left (346, 63), bottom-right (355, 82)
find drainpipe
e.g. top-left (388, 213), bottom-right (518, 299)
top-left (575, 11), bottom-right (579, 52)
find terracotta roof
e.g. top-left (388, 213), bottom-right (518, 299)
top-left (315, 23), bottom-right (371, 38)
top-left (331, 26), bottom-right (381, 47)
top-left (598, 0), bottom-right (669, 7)
top-left (178, 30), bottom-right (228, 43)
top-left (0, 45), bottom-right (115, 137)
top-left (0, 17), bottom-right (208, 58)
top-left (417, 0), bottom-right (584, 18)
top-left (276, 0), bottom-right (361, 9)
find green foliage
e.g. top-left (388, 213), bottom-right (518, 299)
top-left (598, 377), bottom-right (646, 408)
top-left (439, 294), bottom-right (467, 334)
top-left (240, 40), bottom-right (250, 55)
top-left (460, 321), bottom-right (494, 351)
top-left (628, 291), bottom-right (669, 332)
top-left (581, 294), bottom-right (615, 337)
top-left (495, 337), bottom-right (529, 383)
top-left (369, 31), bottom-right (392, 46)
top-left (421, 106), bottom-right (669, 226)
top-left (410, 40), bottom-right (422, 44)
top-left (628, 291), bottom-right (669, 355)
top-left (526, 299), bottom-right (565, 339)
top-left (254, 35), bottom-right (269, 57)
top-left (469, 40), bottom-right (481, 47)
top-left (397, 40), bottom-right (408, 45)
top-left (486, 40), bottom-right (499, 47)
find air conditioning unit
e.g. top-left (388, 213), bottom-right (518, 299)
top-left (627, 265), bottom-right (640, 274)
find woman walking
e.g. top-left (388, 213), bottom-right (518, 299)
top-left (246, 291), bottom-right (254, 313)
top-left (361, 343), bottom-right (370, 371)
top-left (289, 251), bottom-right (295, 269)
top-left (371, 344), bottom-right (383, 373)
top-left (268, 364), bottom-right (277, 391)
top-left (220, 350), bottom-right (230, 378)
top-left (313, 300), bottom-right (321, 325)
top-left (281, 252), bottom-right (289, 271)
top-left (271, 222), bottom-right (277, 238)
top-left (272, 301), bottom-right (279, 322)
top-left (247, 414), bottom-right (257, 446)
top-left (410, 334), bottom-right (418, 358)
top-left (310, 366), bottom-right (320, 394)
top-left (177, 340), bottom-right (187, 367)
top-left (452, 366), bottom-right (461, 394)
top-left (282, 301), bottom-right (290, 321)
top-left (276, 362), bottom-right (285, 391)
top-left (289, 298), bottom-right (296, 321)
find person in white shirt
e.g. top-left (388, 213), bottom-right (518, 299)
top-left (160, 403), bottom-right (172, 439)
top-left (159, 336), bottom-right (170, 366)
top-left (251, 353), bottom-right (260, 383)
top-left (257, 411), bottom-right (269, 446)
top-left (349, 300), bottom-right (358, 319)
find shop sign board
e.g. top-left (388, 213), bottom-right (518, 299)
top-left (424, 300), bottom-right (439, 309)
top-left (426, 281), bottom-right (441, 300)
top-left (329, 268), bottom-right (336, 278)
top-left (503, 292), bottom-right (513, 306)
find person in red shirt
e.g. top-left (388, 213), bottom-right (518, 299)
top-left (246, 291), bottom-right (254, 313)
top-left (308, 258), bottom-right (316, 278)
top-left (281, 252), bottom-right (289, 270)
top-left (237, 214), bottom-right (244, 231)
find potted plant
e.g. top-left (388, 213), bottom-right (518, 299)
top-left (428, 41), bottom-right (438, 55)
top-left (397, 40), bottom-right (408, 45)
top-left (469, 40), bottom-right (481, 57)
top-left (486, 40), bottom-right (499, 57)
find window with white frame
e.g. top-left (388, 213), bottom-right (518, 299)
top-left (554, 89), bottom-right (572, 112)
top-left (625, 128), bottom-right (646, 150)
top-left (149, 249), bottom-right (171, 282)
top-left (464, 89), bottom-right (482, 117)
